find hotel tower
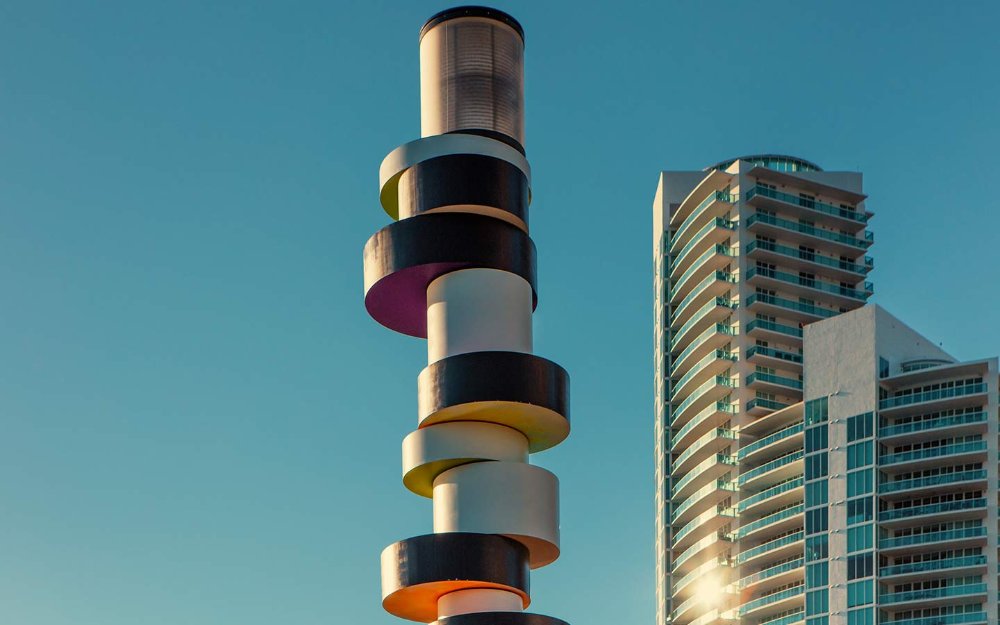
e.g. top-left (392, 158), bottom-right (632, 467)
top-left (653, 158), bottom-right (999, 625)
top-left (364, 8), bottom-right (569, 625)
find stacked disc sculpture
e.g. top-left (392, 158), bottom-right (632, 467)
top-left (363, 7), bottom-right (570, 625)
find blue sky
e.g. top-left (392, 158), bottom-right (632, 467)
top-left (1, 1), bottom-right (998, 624)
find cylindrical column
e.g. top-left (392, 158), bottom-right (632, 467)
top-left (427, 268), bottom-right (533, 363)
top-left (438, 589), bottom-right (523, 618)
top-left (365, 8), bottom-right (569, 625)
top-left (419, 7), bottom-right (525, 148)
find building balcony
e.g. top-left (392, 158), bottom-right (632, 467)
top-left (673, 191), bottom-right (738, 254)
top-left (746, 318), bottom-right (803, 342)
top-left (674, 427), bottom-right (739, 477)
top-left (879, 440), bottom-right (988, 472)
top-left (670, 301), bottom-right (736, 356)
top-left (878, 583), bottom-right (987, 609)
top-left (671, 218), bottom-right (738, 279)
top-left (879, 612), bottom-right (988, 625)
top-left (733, 504), bottom-right (804, 542)
top-left (737, 477), bottom-right (803, 517)
top-left (878, 526), bottom-right (987, 554)
top-left (745, 212), bottom-right (873, 256)
top-left (746, 397), bottom-right (792, 415)
top-left (878, 497), bottom-right (987, 527)
top-left (878, 383), bottom-right (987, 413)
top-left (745, 184), bottom-right (870, 226)
top-left (672, 478), bottom-right (739, 526)
top-left (738, 450), bottom-right (803, 492)
top-left (878, 411), bottom-right (988, 444)
top-left (878, 555), bottom-right (988, 582)
top-left (737, 584), bottom-right (804, 619)
top-left (745, 239), bottom-right (872, 282)
top-left (745, 266), bottom-right (872, 307)
top-left (671, 376), bottom-right (736, 431)
top-left (738, 423), bottom-right (804, 465)
top-left (672, 323), bottom-right (736, 378)
top-left (672, 559), bottom-right (725, 600)
top-left (671, 244), bottom-right (736, 304)
top-left (746, 345), bottom-right (803, 370)
top-left (671, 169), bottom-right (735, 229)
top-left (673, 453), bottom-right (737, 501)
top-left (673, 351), bottom-right (738, 403)
top-left (736, 558), bottom-right (804, 591)
top-left (735, 531), bottom-right (805, 567)
top-left (746, 371), bottom-right (804, 395)
top-left (673, 505), bottom-right (736, 552)
top-left (741, 402), bottom-right (804, 439)
top-left (671, 271), bottom-right (737, 329)
top-left (672, 402), bottom-right (737, 452)
top-left (879, 469), bottom-right (988, 499)
top-left (756, 610), bottom-right (804, 625)
top-left (745, 293), bottom-right (838, 324)
top-left (672, 532), bottom-right (733, 575)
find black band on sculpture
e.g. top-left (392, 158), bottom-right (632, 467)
top-left (437, 613), bottom-right (570, 625)
top-left (398, 153), bottom-right (529, 226)
top-left (363, 213), bottom-right (537, 338)
top-left (420, 6), bottom-right (525, 41)
top-left (381, 533), bottom-right (530, 622)
top-left (445, 129), bottom-right (526, 155)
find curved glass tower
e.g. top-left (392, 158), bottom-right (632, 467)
top-left (653, 156), bottom-right (874, 625)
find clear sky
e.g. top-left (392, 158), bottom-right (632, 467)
top-left (2, 1), bottom-right (998, 624)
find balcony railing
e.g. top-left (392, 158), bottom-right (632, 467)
top-left (747, 397), bottom-right (791, 412)
top-left (672, 453), bottom-right (737, 498)
top-left (878, 411), bottom-right (987, 439)
top-left (746, 344), bottom-right (803, 365)
top-left (746, 266), bottom-right (872, 301)
top-left (879, 583), bottom-right (986, 605)
top-left (671, 376), bottom-right (736, 425)
top-left (878, 526), bottom-right (986, 549)
top-left (738, 451), bottom-right (803, 486)
top-left (758, 611), bottom-right (805, 625)
top-left (746, 293), bottom-right (837, 319)
top-left (738, 423), bottom-right (804, 460)
top-left (747, 371), bottom-right (804, 390)
top-left (746, 318), bottom-right (803, 339)
top-left (674, 191), bottom-right (738, 248)
top-left (879, 554), bottom-right (987, 577)
top-left (736, 557), bottom-right (804, 589)
top-left (733, 504), bottom-right (804, 539)
top-left (671, 402), bottom-right (737, 451)
top-left (672, 478), bottom-right (738, 523)
top-left (880, 612), bottom-right (987, 625)
top-left (879, 498), bottom-right (986, 522)
top-left (672, 244), bottom-right (735, 296)
top-left (674, 427), bottom-right (738, 472)
top-left (879, 469), bottom-right (987, 494)
top-left (879, 440), bottom-right (987, 465)
top-left (879, 383), bottom-right (987, 410)
top-left (745, 184), bottom-right (869, 223)
top-left (671, 324), bottom-right (736, 374)
top-left (746, 212), bottom-right (873, 249)
top-left (673, 350), bottom-right (738, 396)
top-left (735, 531), bottom-right (804, 565)
top-left (670, 297), bottom-right (737, 348)
top-left (671, 217), bottom-right (738, 270)
top-left (745, 239), bottom-right (873, 274)
top-left (672, 271), bottom-right (738, 324)
top-left (738, 477), bottom-right (803, 512)
top-left (737, 584), bottom-right (804, 615)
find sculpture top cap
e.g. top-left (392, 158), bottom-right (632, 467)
top-left (420, 6), bottom-right (525, 42)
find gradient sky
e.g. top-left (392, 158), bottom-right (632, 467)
top-left (2, 1), bottom-right (999, 624)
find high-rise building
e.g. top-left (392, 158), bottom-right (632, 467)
top-left (653, 159), bottom-right (999, 625)
top-left (801, 305), bottom-right (998, 625)
top-left (653, 156), bottom-right (876, 625)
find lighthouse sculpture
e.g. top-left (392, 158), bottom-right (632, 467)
top-left (363, 7), bottom-right (571, 625)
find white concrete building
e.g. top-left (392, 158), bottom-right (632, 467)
top-left (653, 155), bottom-right (875, 625)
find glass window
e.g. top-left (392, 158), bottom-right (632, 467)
top-left (847, 441), bottom-right (873, 469)
top-left (805, 426), bottom-right (828, 453)
top-left (847, 554), bottom-right (874, 581)
top-left (847, 524), bottom-right (873, 552)
top-left (806, 561), bottom-right (828, 587)
top-left (806, 508), bottom-right (829, 535)
top-left (808, 618), bottom-right (829, 625)
top-left (806, 535), bottom-right (828, 561)
top-left (847, 412), bottom-right (874, 441)
top-left (848, 608), bottom-right (874, 625)
top-left (847, 469), bottom-right (873, 497)
top-left (879, 357), bottom-right (890, 379)
top-left (805, 397), bottom-right (828, 425)
top-left (847, 579), bottom-right (873, 606)
top-left (806, 454), bottom-right (829, 480)
top-left (806, 481), bottom-right (828, 508)
top-left (806, 589), bottom-right (829, 616)
top-left (847, 497), bottom-right (873, 525)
